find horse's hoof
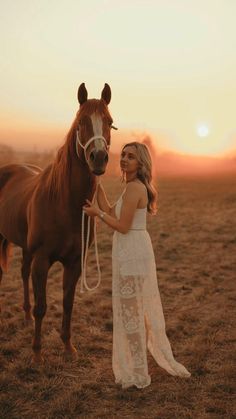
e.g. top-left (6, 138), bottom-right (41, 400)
top-left (32, 352), bottom-right (44, 364)
top-left (63, 352), bottom-right (78, 361)
top-left (63, 345), bottom-right (78, 361)
top-left (24, 314), bottom-right (34, 325)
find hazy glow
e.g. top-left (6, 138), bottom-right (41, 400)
top-left (197, 124), bottom-right (209, 138)
top-left (0, 1), bottom-right (236, 157)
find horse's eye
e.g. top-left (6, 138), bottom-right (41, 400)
top-left (111, 124), bottom-right (118, 130)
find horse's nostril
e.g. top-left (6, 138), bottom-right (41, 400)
top-left (90, 151), bottom-right (95, 162)
top-left (104, 154), bottom-right (109, 163)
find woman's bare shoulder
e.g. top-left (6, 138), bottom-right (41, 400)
top-left (125, 181), bottom-right (146, 192)
top-left (124, 181), bottom-right (147, 200)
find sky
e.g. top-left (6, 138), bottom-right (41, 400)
top-left (0, 0), bottom-right (236, 157)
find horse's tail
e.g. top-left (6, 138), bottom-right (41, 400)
top-left (0, 235), bottom-right (11, 274)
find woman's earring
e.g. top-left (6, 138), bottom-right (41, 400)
top-left (138, 166), bottom-right (143, 176)
top-left (138, 166), bottom-right (145, 180)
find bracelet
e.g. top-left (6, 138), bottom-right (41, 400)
top-left (99, 211), bottom-right (106, 220)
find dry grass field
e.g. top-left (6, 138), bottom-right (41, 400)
top-left (0, 168), bottom-right (235, 418)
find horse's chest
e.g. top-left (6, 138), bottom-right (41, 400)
top-left (56, 233), bottom-right (79, 254)
top-left (58, 231), bottom-right (93, 261)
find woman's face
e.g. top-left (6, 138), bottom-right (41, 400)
top-left (120, 146), bottom-right (139, 175)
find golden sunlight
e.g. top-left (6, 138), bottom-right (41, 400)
top-left (197, 124), bottom-right (210, 138)
top-left (0, 1), bottom-right (235, 161)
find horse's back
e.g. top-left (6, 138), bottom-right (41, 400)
top-left (0, 164), bottom-right (42, 247)
top-left (0, 163), bottom-right (43, 194)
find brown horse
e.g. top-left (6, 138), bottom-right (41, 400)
top-left (0, 83), bottom-right (113, 362)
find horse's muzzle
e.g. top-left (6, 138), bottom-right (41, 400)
top-left (92, 169), bottom-right (106, 176)
top-left (89, 149), bottom-right (109, 175)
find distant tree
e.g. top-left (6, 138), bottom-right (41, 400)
top-left (141, 135), bottom-right (158, 177)
top-left (142, 135), bottom-right (157, 158)
top-left (0, 143), bottom-right (15, 165)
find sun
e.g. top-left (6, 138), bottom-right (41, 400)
top-left (197, 124), bottom-right (210, 138)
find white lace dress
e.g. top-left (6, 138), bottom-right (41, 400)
top-left (112, 193), bottom-right (191, 389)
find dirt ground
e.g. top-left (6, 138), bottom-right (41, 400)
top-left (0, 173), bottom-right (235, 418)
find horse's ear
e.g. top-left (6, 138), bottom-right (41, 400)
top-left (78, 83), bottom-right (88, 105)
top-left (101, 83), bottom-right (111, 105)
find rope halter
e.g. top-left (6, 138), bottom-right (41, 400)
top-left (76, 131), bottom-right (109, 163)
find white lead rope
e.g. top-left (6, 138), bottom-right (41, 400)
top-left (76, 130), bottom-right (108, 293)
top-left (80, 183), bottom-right (101, 293)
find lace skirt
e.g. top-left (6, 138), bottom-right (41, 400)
top-left (112, 231), bottom-right (191, 389)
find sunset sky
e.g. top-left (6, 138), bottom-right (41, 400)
top-left (0, 0), bottom-right (236, 157)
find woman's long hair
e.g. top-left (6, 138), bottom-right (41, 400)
top-left (121, 142), bottom-right (157, 215)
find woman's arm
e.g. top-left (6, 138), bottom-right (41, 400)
top-left (84, 182), bottom-right (142, 234)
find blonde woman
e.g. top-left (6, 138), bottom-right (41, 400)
top-left (83, 142), bottom-right (191, 389)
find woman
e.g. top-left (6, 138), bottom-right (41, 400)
top-left (83, 141), bottom-right (191, 389)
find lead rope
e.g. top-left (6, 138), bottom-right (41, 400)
top-left (80, 181), bottom-right (101, 293)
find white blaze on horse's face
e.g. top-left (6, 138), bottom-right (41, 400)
top-left (91, 113), bottom-right (103, 139)
top-left (89, 113), bottom-right (107, 151)
top-left (85, 112), bottom-right (109, 176)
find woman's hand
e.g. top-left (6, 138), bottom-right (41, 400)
top-left (83, 199), bottom-right (100, 218)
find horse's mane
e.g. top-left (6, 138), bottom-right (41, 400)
top-left (45, 99), bottom-right (112, 200)
top-left (44, 120), bottom-right (77, 200)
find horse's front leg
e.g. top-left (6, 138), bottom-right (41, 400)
top-left (21, 250), bottom-right (33, 323)
top-left (31, 253), bottom-right (50, 363)
top-left (60, 260), bottom-right (81, 358)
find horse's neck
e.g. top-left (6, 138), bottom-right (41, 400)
top-left (45, 136), bottom-right (96, 208)
top-left (69, 159), bottom-right (96, 207)
top-left (67, 132), bottom-right (96, 203)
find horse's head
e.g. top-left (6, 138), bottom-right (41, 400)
top-left (76, 83), bottom-right (115, 176)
